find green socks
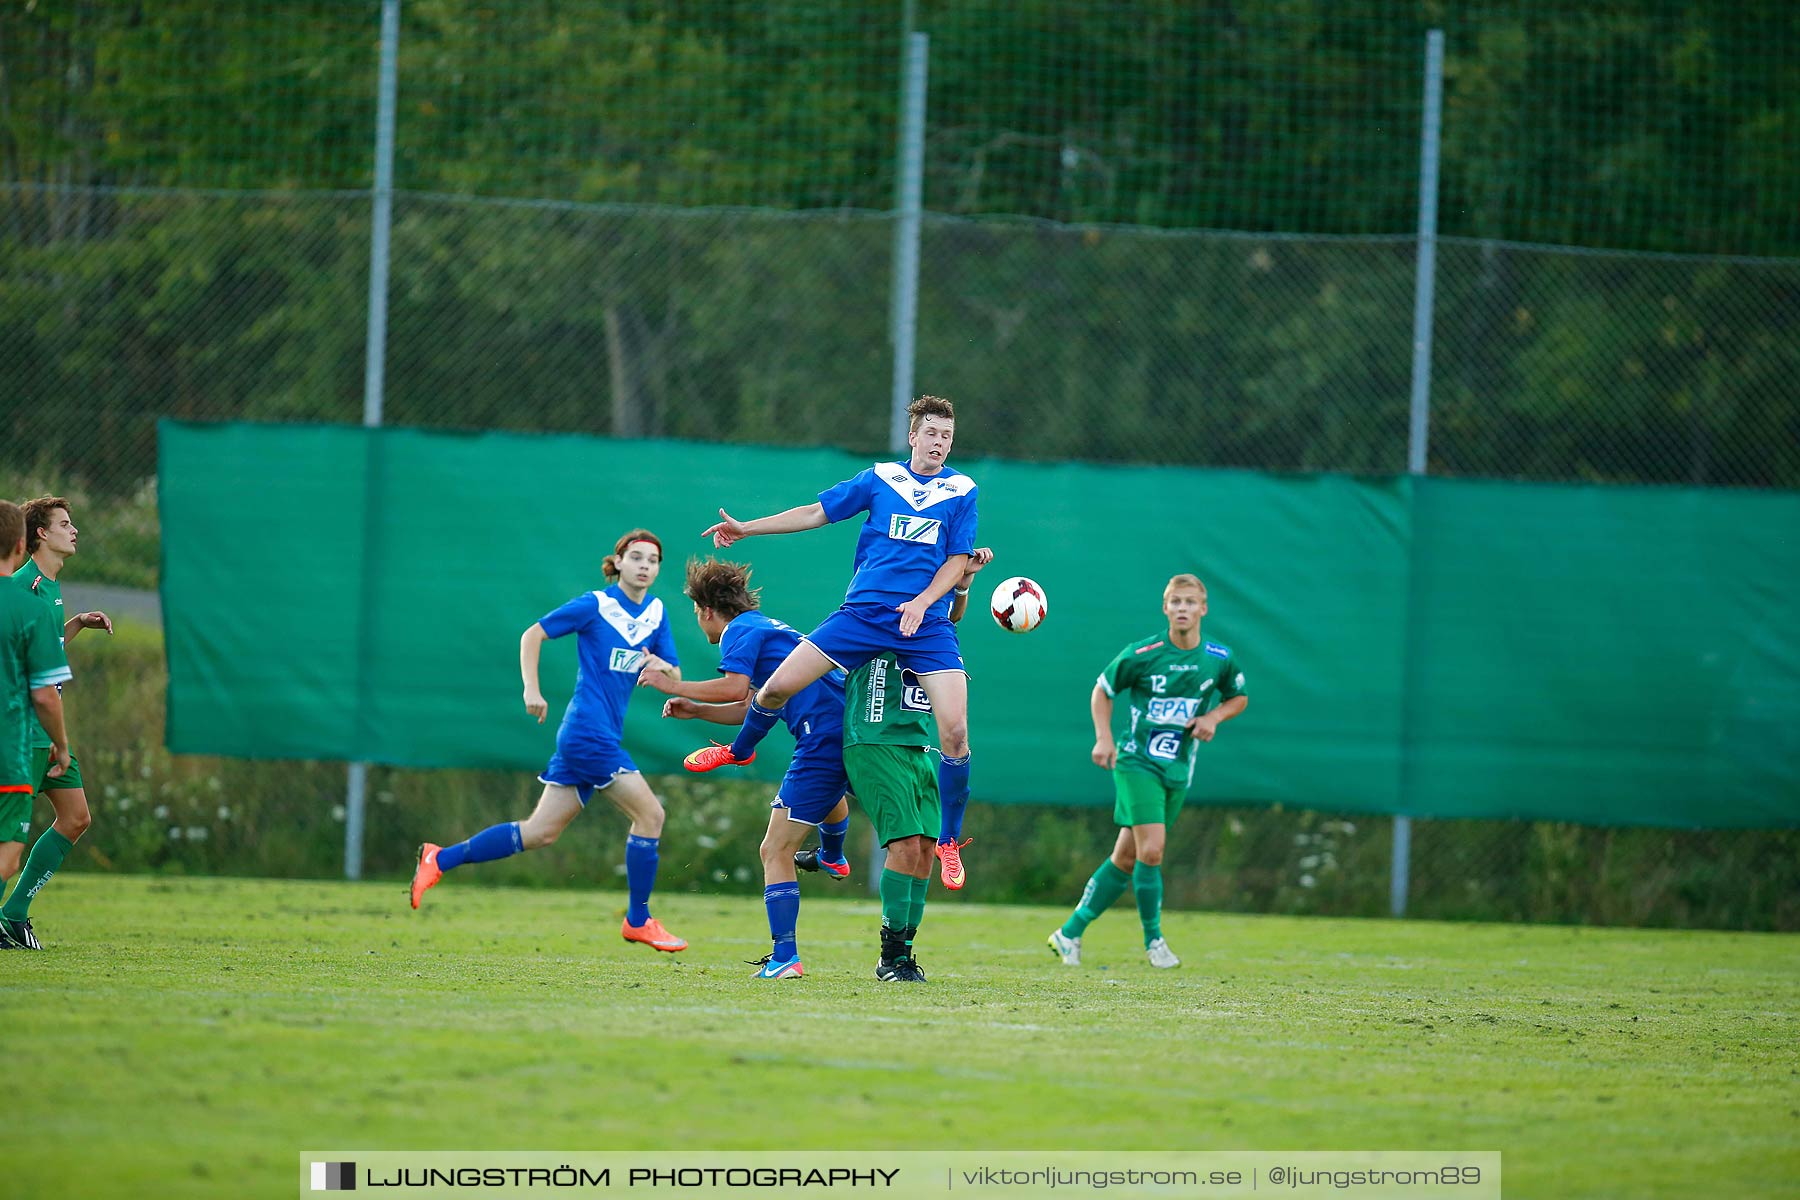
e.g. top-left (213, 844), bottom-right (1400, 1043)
top-left (907, 875), bottom-right (928, 934)
top-left (880, 868), bottom-right (913, 935)
top-left (1133, 861), bottom-right (1164, 945)
top-left (1062, 858), bottom-right (1131, 938)
top-left (2, 827), bottom-right (74, 920)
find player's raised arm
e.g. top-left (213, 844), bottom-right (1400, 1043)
top-left (948, 547), bottom-right (994, 623)
top-left (662, 697), bottom-right (750, 725)
top-left (898, 554), bottom-right (971, 637)
top-left (702, 504), bottom-right (828, 548)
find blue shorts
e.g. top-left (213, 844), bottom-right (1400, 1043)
top-left (772, 730), bottom-right (852, 825)
top-left (804, 602), bottom-right (966, 677)
top-left (540, 743), bottom-right (639, 805)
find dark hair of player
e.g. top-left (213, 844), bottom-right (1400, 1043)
top-left (601, 528), bottom-right (662, 582)
top-left (21, 495), bottom-right (69, 556)
top-left (684, 556), bottom-right (762, 619)
top-left (0, 501), bottom-right (24, 553)
top-left (907, 394), bottom-right (955, 432)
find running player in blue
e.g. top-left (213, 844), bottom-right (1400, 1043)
top-left (683, 395), bottom-right (981, 892)
top-left (410, 528), bottom-right (690, 953)
top-left (640, 557), bottom-right (851, 980)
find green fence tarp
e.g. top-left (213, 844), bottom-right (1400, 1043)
top-left (159, 421), bottom-right (1800, 829)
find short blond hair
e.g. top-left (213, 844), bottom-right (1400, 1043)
top-left (1164, 573), bottom-right (1206, 596)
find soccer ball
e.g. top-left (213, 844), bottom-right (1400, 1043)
top-left (990, 576), bottom-right (1048, 633)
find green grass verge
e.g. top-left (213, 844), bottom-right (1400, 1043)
top-left (4, 876), bottom-right (1794, 1199)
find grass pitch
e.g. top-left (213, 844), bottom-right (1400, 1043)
top-left (6, 875), bottom-right (1795, 1199)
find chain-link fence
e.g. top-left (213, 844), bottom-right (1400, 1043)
top-left (3, 1), bottom-right (1796, 926)
top-left (9, 191), bottom-right (1797, 490)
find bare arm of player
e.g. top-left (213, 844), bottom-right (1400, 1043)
top-left (1090, 683), bottom-right (1117, 769)
top-left (65, 610), bottom-right (113, 643)
top-left (897, 553), bottom-right (971, 636)
top-left (702, 503), bottom-right (828, 548)
top-left (639, 667), bottom-right (751, 704)
top-left (948, 547), bottom-right (995, 624)
top-left (636, 652), bottom-right (682, 684)
top-left (31, 684), bottom-right (71, 777)
top-left (1186, 694), bottom-right (1248, 743)
top-left (520, 623), bottom-right (550, 723)
top-left (662, 697), bottom-right (750, 725)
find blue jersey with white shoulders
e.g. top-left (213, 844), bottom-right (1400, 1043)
top-left (537, 584), bottom-right (679, 754)
top-left (817, 461), bottom-right (979, 619)
top-left (718, 611), bottom-right (846, 742)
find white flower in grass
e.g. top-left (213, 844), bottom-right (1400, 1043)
top-left (186, 826), bottom-right (209, 842)
top-left (117, 797), bottom-right (134, 812)
top-left (695, 835), bottom-right (717, 849)
top-left (153, 804), bottom-right (170, 819)
top-left (168, 826), bottom-right (183, 840)
top-left (217, 806), bottom-right (232, 821)
top-left (330, 805), bottom-right (346, 822)
top-left (1299, 873), bottom-right (1317, 889)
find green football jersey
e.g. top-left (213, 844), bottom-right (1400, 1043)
top-left (0, 581), bottom-right (71, 790)
top-left (1098, 632), bottom-right (1247, 788)
top-left (843, 652), bottom-right (936, 750)
top-left (12, 562), bottom-right (64, 749)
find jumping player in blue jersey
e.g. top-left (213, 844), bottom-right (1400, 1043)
top-left (410, 528), bottom-right (689, 954)
top-left (682, 396), bottom-right (981, 892)
top-left (640, 557), bottom-right (853, 980)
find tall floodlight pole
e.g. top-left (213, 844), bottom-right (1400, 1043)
top-left (346, 0), bottom-right (400, 881)
top-left (1394, 28), bottom-right (1445, 917)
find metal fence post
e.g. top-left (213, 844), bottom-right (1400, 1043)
top-left (345, 0), bottom-right (401, 881)
top-left (872, 29), bottom-right (930, 889)
top-left (1394, 28), bottom-right (1444, 918)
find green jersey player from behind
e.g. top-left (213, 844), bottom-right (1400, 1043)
top-left (1048, 573), bottom-right (1247, 969)
top-left (797, 548), bottom-right (993, 982)
top-left (0, 501), bottom-right (74, 950)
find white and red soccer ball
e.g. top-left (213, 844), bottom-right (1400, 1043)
top-left (990, 576), bottom-right (1047, 633)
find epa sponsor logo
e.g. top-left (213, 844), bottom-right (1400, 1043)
top-left (1147, 731), bottom-right (1184, 760)
top-left (887, 514), bottom-right (941, 544)
top-left (609, 648), bottom-right (645, 673)
top-left (1147, 697), bottom-right (1200, 724)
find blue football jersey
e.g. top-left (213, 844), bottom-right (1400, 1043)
top-left (718, 611), bottom-right (846, 740)
top-left (817, 461), bottom-right (979, 617)
top-left (537, 585), bottom-right (679, 752)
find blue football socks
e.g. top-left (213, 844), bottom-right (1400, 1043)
top-left (818, 817), bottom-right (849, 866)
top-left (764, 881), bottom-right (801, 961)
top-left (937, 753), bottom-right (971, 842)
top-left (624, 834), bottom-right (660, 926)
top-left (435, 821), bottom-right (523, 873)
top-left (729, 699), bottom-right (782, 761)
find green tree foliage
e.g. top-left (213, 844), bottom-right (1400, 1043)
top-left (1, 1), bottom-right (1796, 495)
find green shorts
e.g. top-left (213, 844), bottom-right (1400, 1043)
top-left (1113, 768), bottom-right (1185, 828)
top-left (0, 790), bottom-right (32, 844)
top-left (37, 748), bottom-right (82, 793)
top-left (845, 744), bottom-right (941, 847)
